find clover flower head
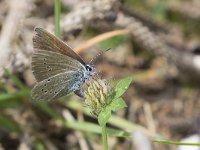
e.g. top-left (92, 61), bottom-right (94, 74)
top-left (84, 76), bottom-right (113, 115)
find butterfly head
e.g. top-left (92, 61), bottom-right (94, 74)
top-left (84, 64), bottom-right (96, 79)
top-left (85, 64), bottom-right (93, 72)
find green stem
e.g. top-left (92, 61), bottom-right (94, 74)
top-left (0, 90), bottom-right (29, 101)
top-left (102, 124), bottom-right (108, 150)
top-left (54, 0), bottom-right (61, 37)
top-left (153, 139), bottom-right (200, 146)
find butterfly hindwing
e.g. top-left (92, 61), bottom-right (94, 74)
top-left (31, 71), bottom-right (83, 101)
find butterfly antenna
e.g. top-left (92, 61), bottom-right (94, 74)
top-left (90, 48), bottom-right (111, 64)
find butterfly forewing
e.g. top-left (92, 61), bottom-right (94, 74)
top-left (31, 71), bottom-right (83, 100)
top-left (33, 27), bottom-right (85, 65)
top-left (32, 50), bottom-right (84, 81)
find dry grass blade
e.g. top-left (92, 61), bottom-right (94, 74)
top-left (74, 29), bottom-right (129, 53)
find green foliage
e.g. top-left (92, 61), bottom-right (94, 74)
top-left (98, 77), bottom-right (132, 126)
top-left (0, 100), bottom-right (21, 108)
top-left (0, 116), bottom-right (20, 132)
top-left (65, 121), bottom-right (129, 137)
top-left (110, 98), bottom-right (127, 112)
top-left (112, 77), bottom-right (132, 99)
top-left (98, 105), bottom-right (111, 127)
top-left (0, 70), bottom-right (28, 132)
top-left (98, 98), bottom-right (127, 126)
top-left (34, 141), bottom-right (45, 150)
top-left (0, 69), bottom-right (30, 104)
top-left (34, 101), bottom-right (130, 137)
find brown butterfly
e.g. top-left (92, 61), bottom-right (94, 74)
top-left (31, 27), bottom-right (95, 100)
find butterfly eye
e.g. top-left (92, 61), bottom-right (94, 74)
top-left (86, 65), bottom-right (92, 71)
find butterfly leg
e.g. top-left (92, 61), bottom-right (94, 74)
top-left (74, 89), bottom-right (85, 98)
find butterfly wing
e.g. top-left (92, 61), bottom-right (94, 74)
top-left (31, 27), bottom-right (90, 100)
top-left (32, 50), bottom-right (84, 82)
top-left (31, 71), bottom-right (84, 101)
top-left (33, 27), bottom-right (85, 65)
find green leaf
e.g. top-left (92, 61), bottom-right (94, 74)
top-left (107, 127), bottom-right (130, 137)
top-left (98, 98), bottom-right (127, 126)
top-left (113, 77), bottom-right (132, 99)
top-left (98, 76), bottom-right (132, 127)
top-left (98, 107), bottom-right (112, 126)
top-left (110, 98), bottom-right (127, 112)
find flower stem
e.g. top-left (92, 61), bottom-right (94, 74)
top-left (102, 124), bottom-right (108, 150)
top-left (54, 0), bottom-right (61, 37)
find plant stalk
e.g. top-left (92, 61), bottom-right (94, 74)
top-left (102, 124), bottom-right (108, 150)
top-left (54, 0), bottom-right (61, 37)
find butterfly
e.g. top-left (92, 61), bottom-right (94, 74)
top-left (31, 27), bottom-right (95, 100)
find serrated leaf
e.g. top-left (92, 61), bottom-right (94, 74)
top-left (98, 107), bottom-right (112, 126)
top-left (113, 77), bottom-right (132, 99)
top-left (110, 98), bottom-right (127, 112)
